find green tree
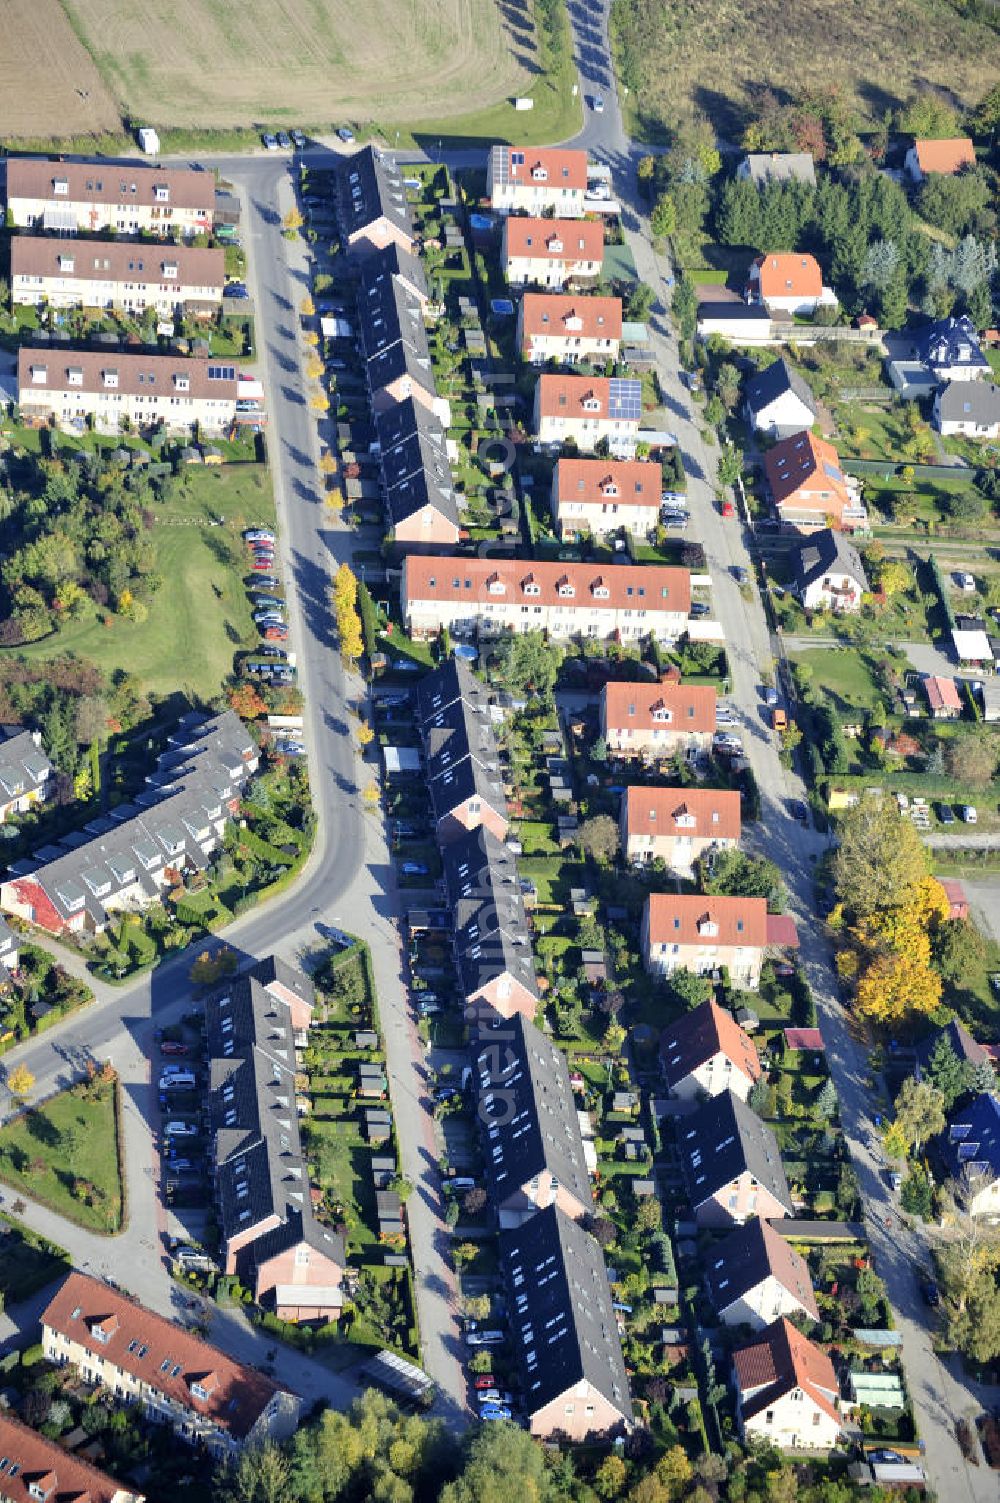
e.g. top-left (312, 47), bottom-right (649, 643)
top-left (667, 969), bottom-right (713, 1010)
top-left (925, 1034), bottom-right (974, 1111)
top-left (831, 794), bottom-right (927, 921)
top-left (441, 1423), bottom-right (548, 1503)
top-left (577, 814), bottom-right (620, 863)
top-left (887, 1077), bottom-right (946, 1156)
top-left (650, 194), bottom-right (676, 239)
top-left (494, 631), bottom-right (561, 701)
top-left (896, 91), bottom-right (960, 139)
top-left (701, 848), bottom-right (786, 910)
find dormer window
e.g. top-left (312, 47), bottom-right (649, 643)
top-left (67, 366), bottom-right (83, 386)
top-left (675, 812), bottom-right (696, 829)
top-left (523, 579), bottom-right (541, 597)
top-left (697, 917), bottom-right (719, 937)
top-left (53, 177), bottom-right (68, 196)
top-left (557, 579), bottom-right (575, 598)
top-left (162, 261), bottom-right (178, 279)
top-left (58, 254), bottom-right (75, 272)
top-left (174, 373), bottom-right (190, 392)
top-left (103, 369), bottom-right (119, 389)
top-left (652, 705), bottom-right (672, 723)
top-left (582, 394), bottom-right (601, 412)
top-left (600, 481), bottom-right (618, 497)
top-left (487, 575), bottom-right (506, 595)
top-left (31, 364), bottom-right (48, 385)
top-left (592, 581), bottom-right (609, 599)
top-left (531, 165), bottom-right (548, 181)
top-left (546, 237), bottom-right (563, 255)
top-left (154, 184), bottom-right (170, 202)
top-left (564, 314), bottom-right (583, 332)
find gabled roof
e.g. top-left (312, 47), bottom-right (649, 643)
top-left (922, 674), bottom-right (962, 712)
top-left (473, 1010), bottom-right (591, 1206)
top-left (741, 153), bottom-right (816, 186)
top-left (521, 293), bottom-right (622, 342)
top-left (646, 893), bottom-right (769, 949)
top-left (490, 145), bottom-right (589, 193)
top-left (553, 457), bottom-right (660, 510)
top-left (501, 1205), bottom-right (632, 1424)
top-left (375, 395), bottom-right (446, 464)
top-left (764, 431), bottom-right (851, 511)
top-left (18, 347), bottom-right (239, 402)
top-left (359, 240), bottom-right (428, 302)
top-left (42, 1271), bottom-right (293, 1439)
top-left (11, 235), bottom-right (224, 290)
top-left (937, 381), bottom-right (1000, 425)
top-left (6, 157), bottom-right (211, 212)
top-left (387, 463), bottom-right (459, 532)
top-left (0, 1413), bottom-right (143, 1503)
top-left (791, 528), bottom-right (868, 593)
top-left (504, 217), bottom-right (604, 265)
top-left (912, 137), bottom-right (975, 175)
top-left (751, 254), bottom-right (823, 300)
top-left (414, 658), bottom-right (487, 725)
top-left (402, 556), bottom-right (690, 615)
top-left (659, 1000), bottom-right (760, 1090)
top-left (602, 679), bottom-right (717, 736)
top-left (358, 268), bottom-right (427, 362)
top-left (536, 374), bottom-right (641, 422)
top-left (0, 726), bottom-right (52, 803)
top-left (678, 1089), bottom-right (792, 1214)
top-left (444, 827), bottom-right (537, 1002)
top-left (745, 358), bottom-right (817, 420)
top-left (624, 786), bottom-right (741, 844)
top-left (945, 1091), bottom-right (1000, 1180)
top-left (416, 666), bottom-right (508, 829)
top-left (916, 1018), bottom-right (989, 1073)
top-left (337, 146), bottom-right (413, 241)
top-left (708, 1219), bottom-right (818, 1319)
top-left (733, 1317), bottom-right (839, 1425)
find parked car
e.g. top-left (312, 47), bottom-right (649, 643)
top-left (591, 95), bottom-right (605, 112)
top-left (258, 645), bottom-right (287, 660)
top-left (961, 805), bottom-right (978, 824)
top-left (957, 572), bottom-right (976, 592)
top-left (244, 529), bottom-right (275, 544)
top-left (337, 126), bottom-right (355, 143)
top-left (937, 803), bottom-right (956, 825)
top-left (479, 1404), bottom-right (512, 1420)
top-left (731, 565), bottom-right (748, 584)
top-left (921, 1279), bottom-right (940, 1307)
top-left (401, 861), bottom-right (429, 876)
top-left (225, 285), bottom-right (250, 301)
top-left (163, 1120), bottom-right (199, 1138)
top-left (715, 705), bottom-right (737, 724)
top-left (465, 1330), bottom-right (505, 1347)
top-left (473, 1375), bottom-right (497, 1390)
top-left (276, 741), bottom-right (306, 757)
top-left (160, 1041), bottom-right (189, 1057)
top-left (262, 626), bottom-right (289, 641)
top-left (790, 799), bottom-right (809, 823)
top-left (689, 602), bottom-right (710, 618)
top-left (764, 686), bottom-right (779, 707)
top-left (291, 129), bottom-right (306, 148)
top-left (262, 133), bottom-right (278, 151)
top-left (250, 573), bottom-right (278, 589)
top-left (276, 131), bottom-right (292, 150)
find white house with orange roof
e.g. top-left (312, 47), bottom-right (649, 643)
top-left (764, 430), bottom-right (865, 532)
top-left (621, 785), bottom-right (741, 875)
top-left (642, 893), bottom-right (769, 990)
top-left (659, 998), bottom-right (761, 1101)
top-left (534, 374), bottom-right (642, 454)
top-left (904, 137), bottom-right (976, 184)
top-left (746, 254), bottom-right (838, 317)
top-left (518, 292), bottom-right (622, 365)
top-left (488, 145), bottom-right (589, 217)
top-left (732, 1318), bottom-right (842, 1450)
top-left (550, 456), bottom-right (660, 538)
top-left (600, 680), bottom-right (717, 760)
top-left (503, 218), bottom-right (604, 289)
top-left (400, 556), bottom-right (690, 643)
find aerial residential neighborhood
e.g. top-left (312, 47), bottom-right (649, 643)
top-left (0, 1), bottom-right (998, 1501)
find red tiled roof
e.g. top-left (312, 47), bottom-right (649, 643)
top-left (0, 1413), bottom-right (142, 1503)
top-left (554, 457), bottom-right (660, 510)
top-left (766, 914), bottom-right (800, 949)
top-left (764, 430), bottom-right (851, 517)
top-left (913, 137), bottom-right (975, 174)
top-left (624, 785), bottom-right (741, 842)
top-left (403, 556), bottom-right (690, 615)
top-left (602, 679), bottom-right (717, 735)
top-left (751, 253), bottom-right (823, 299)
top-left (645, 893), bottom-right (769, 949)
top-left (496, 146), bottom-right (589, 191)
top-left (784, 1027), bottom-right (825, 1051)
top-left (42, 1271), bottom-right (291, 1440)
top-left (939, 878), bottom-right (968, 912)
top-left (923, 674), bottom-right (962, 712)
top-left (659, 999), bottom-right (761, 1088)
top-left (6, 158), bottom-right (211, 213)
top-left (521, 293), bottom-right (622, 342)
top-left (734, 1317), bottom-right (840, 1426)
top-left (504, 217), bottom-right (604, 265)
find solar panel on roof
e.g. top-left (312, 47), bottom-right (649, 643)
top-left (608, 378), bottom-right (641, 421)
top-left (822, 461), bottom-right (844, 483)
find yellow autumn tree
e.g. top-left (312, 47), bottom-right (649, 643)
top-left (330, 563), bottom-right (363, 663)
top-left (854, 949), bottom-right (942, 1025)
top-left (853, 874), bottom-right (951, 968)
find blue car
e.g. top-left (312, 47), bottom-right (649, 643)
top-left (401, 862), bottom-right (428, 876)
top-left (479, 1404), bottom-right (512, 1421)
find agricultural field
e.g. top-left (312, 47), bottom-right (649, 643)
top-left (0, 0), bottom-right (120, 139)
top-left (53, 0), bottom-right (532, 133)
top-left (612, 0), bottom-right (1000, 139)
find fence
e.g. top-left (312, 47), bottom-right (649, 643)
top-left (843, 458), bottom-right (973, 482)
top-left (837, 386), bottom-right (895, 402)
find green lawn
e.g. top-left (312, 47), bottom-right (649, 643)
top-left (789, 647), bottom-right (889, 715)
top-left (0, 1215), bottom-right (71, 1302)
top-left (0, 1078), bottom-right (123, 1234)
top-left (304, 1114), bottom-right (377, 1255)
top-left (0, 462), bottom-right (274, 701)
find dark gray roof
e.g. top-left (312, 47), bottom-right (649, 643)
top-left (698, 301), bottom-right (771, 323)
top-left (205, 969), bottom-right (345, 1271)
top-left (445, 827), bottom-right (537, 1004)
top-left (791, 528), bottom-right (868, 594)
top-left (367, 336), bottom-right (437, 401)
top-left (744, 358), bottom-right (817, 420)
top-left (374, 396), bottom-right (445, 466)
top-left (474, 1011), bottom-right (589, 1207)
top-left (415, 659), bottom-right (487, 726)
top-left (423, 696), bottom-right (507, 829)
top-left (678, 1089), bottom-right (792, 1215)
top-left (337, 146), bottom-right (413, 244)
top-left (917, 1019), bottom-right (990, 1073)
top-left (359, 240), bottom-right (428, 303)
top-left (501, 1206), bottom-right (632, 1426)
top-left (384, 430), bottom-right (458, 531)
top-left (911, 315), bottom-right (987, 373)
top-left (937, 381), bottom-right (1000, 425)
top-left (0, 726), bottom-right (52, 803)
top-left (0, 914), bottom-right (16, 958)
top-left (944, 1092), bottom-right (1000, 1180)
top-left (358, 270), bottom-right (427, 363)
top-left (246, 953), bottom-right (316, 1014)
top-left (706, 1217), bottom-right (818, 1318)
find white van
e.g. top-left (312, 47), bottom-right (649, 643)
top-left (160, 1071), bottom-right (196, 1091)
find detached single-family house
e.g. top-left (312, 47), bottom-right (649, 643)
top-left (915, 1018), bottom-right (990, 1080)
top-left (732, 1317), bottom-right (842, 1449)
top-left (534, 375), bottom-right (642, 455)
top-left (550, 456), bottom-right (660, 539)
top-left (0, 726), bottom-right (52, 822)
top-left (765, 430), bottom-right (862, 532)
top-left (708, 1218), bottom-right (819, 1330)
top-left (942, 1092), bottom-right (1000, 1217)
top-left (903, 315), bottom-right (989, 384)
top-left (503, 217), bottom-right (604, 290)
top-left (744, 359), bottom-right (818, 439)
top-left (790, 528), bottom-right (869, 612)
top-left (922, 673), bottom-right (962, 719)
top-left (737, 153), bottom-right (816, 188)
top-left (677, 1089), bottom-right (793, 1226)
top-left (473, 1012), bottom-right (593, 1225)
top-left (642, 893), bottom-right (769, 991)
top-left (904, 137), bottom-right (976, 184)
top-left (500, 1205), bottom-right (632, 1442)
top-left (518, 292), bottom-right (622, 365)
top-left (934, 381), bottom-right (1000, 438)
top-left (600, 680), bottom-right (717, 761)
top-left (488, 145), bottom-right (589, 218)
top-left (659, 998), bottom-right (760, 1101)
top-left (401, 556), bottom-right (690, 644)
top-left (622, 786), bottom-right (741, 876)
top-left (746, 254), bottom-right (837, 318)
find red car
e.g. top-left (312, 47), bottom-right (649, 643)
top-left (252, 558), bottom-right (275, 571)
top-left (262, 626), bottom-right (288, 642)
top-left (473, 1375), bottom-right (496, 1390)
top-left (161, 1041), bottom-right (189, 1057)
